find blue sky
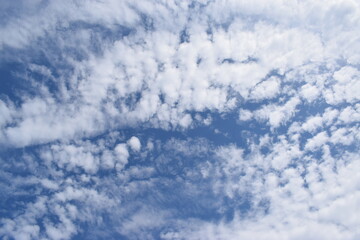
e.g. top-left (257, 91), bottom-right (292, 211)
top-left (1, 1), bottom-right (360, 239)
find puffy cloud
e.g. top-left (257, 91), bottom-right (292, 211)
top-left (127, 136), bottom-right (141, 152)
top-left (47, 143), bottom-right (100, 174)
top-left (301, 115), bottom-right (323, 133)
top-left (114, 143), bottom-right (129, 171)
top-left (324, 66), bottom-right (360, 104)
top-left (249, 76), bottom-right (281, 101)
top-left (300, 83), bottom-right (320, 102)
top-left (162, 149), bottom-right (360, 240)
top-left (305, 131), bottom-right (329, 151)
top-left (239, 109), bottom-right (253, 121)
top-left (0, 0), bottom-right (357, 147)
top-left (1, 0), bottom-right (360, 239)
top-left (337, 104), bottom-right (360, 124)
top-left (254, 97), bottom-right (301, 129)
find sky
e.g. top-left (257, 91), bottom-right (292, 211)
top-left (1, 0), bottom-right (360, 239)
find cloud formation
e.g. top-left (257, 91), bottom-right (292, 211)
top-left (1, 0), bottom-right (360, 239)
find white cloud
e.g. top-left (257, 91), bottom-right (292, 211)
top-left (322, 107), bottom-right (339, 126)
top-left (239, 109), bottom-right (253, 121)
top-left (324, 67), bottom-right (360, 105)
top-left (101, 150), bottom-right (116, 170)
top-left (179, 114), bottom-right (193, 128)
top-left (330, 127), bottom-right (355, 146)
top-left (127, 136), bottom-right (141, 152)
top-left (268, 136), bottom-right (301, 170)
top-left (254, 97), bottom-right (300, 129)
top-left (300, 83), bottom-right (320, 102)
top-left (337, 105), bottom-right (360, 124)
top-left (249, 76), bottom-right (281, 101)
top-left (305, 131), bottom-right (329, 151)
top-left (166, 150), bottom-right (360, 240)
top-left (301, 115), bottom-right (323, 133)
top-left (0, 0), bottom-right (357, 147)
top-left (42, 142), bottom-right (100, 174)
top-left (1, 1), bottom-right (360, 239)
top-left (114, 143), bottom-right (129, 171)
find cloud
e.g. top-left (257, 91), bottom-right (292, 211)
top-left (249, 76), bottom-right (281, 101)
top-left (253, 97), bottom-right (301, 129)
top-left (305, 131), bottom-right (329, 151)
top-left (160, 148), bottom-right (360, 240)
top-left (0, 0), bottom-right (352, 147)
top-left (301, 115), bottom-right (323, 133)
top-left (1, 0), bottom-right (360, 239)
top-left (324, 66), bottom-right (360, 105)
top-left (239, 109), bottom-right (253, 121)
top-left (127, 136), bottom-right (141, 152)
top-left (300, 83), bottom-right (320, 102)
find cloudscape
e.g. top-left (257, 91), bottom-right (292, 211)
top-left (1, 1), bottom-right (360, 239)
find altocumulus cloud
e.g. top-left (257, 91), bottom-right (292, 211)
top-left (1, 0), bottom-right (360, 239)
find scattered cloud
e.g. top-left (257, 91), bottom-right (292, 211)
top-left (1, 0), bottom-right (360, 239)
